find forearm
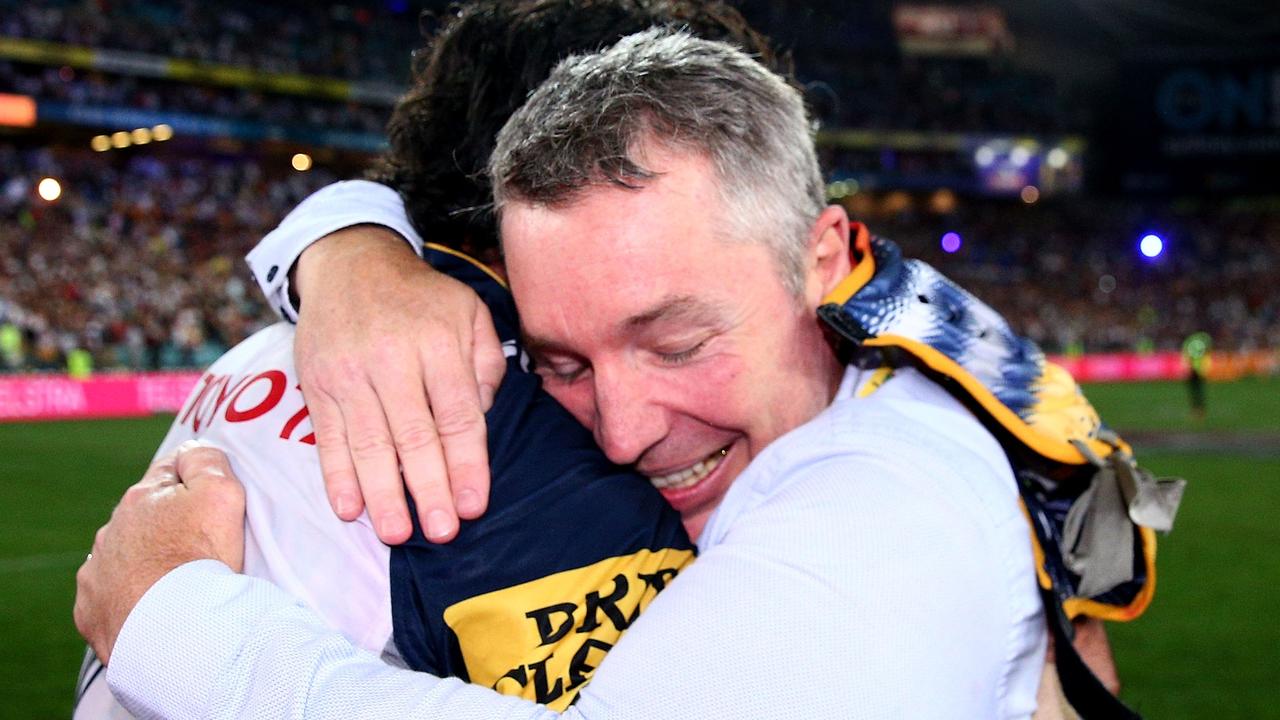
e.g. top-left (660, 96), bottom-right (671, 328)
top-left (109, 561), bottom-right (558, 720)
top-left (107, 454), bottom-right (1034, 719)
top-left (246, 180), bottom-right (424, 321)
top-left (292, 224), bottom-right (423, 311)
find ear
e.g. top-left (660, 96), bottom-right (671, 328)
top-left (803, 204), bottom-right (853, 308)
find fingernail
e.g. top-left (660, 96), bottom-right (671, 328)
top-left (425, 510), bottom-right (456, 541)
top-left (456, 489), bottom-right (482, 517)
top-left (378, 514), bottom-right (409, 541)
top-left (334, 493), bottom-right (357, 518)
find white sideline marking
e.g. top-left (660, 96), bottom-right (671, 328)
top-left (0, 551), bottom-right (86, 574)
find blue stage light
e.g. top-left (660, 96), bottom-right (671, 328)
top-left (1139, 234), bottom-right (1164, 258)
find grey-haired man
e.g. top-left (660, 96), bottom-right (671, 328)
top-left (78, 29), bottom-right (1046, 719)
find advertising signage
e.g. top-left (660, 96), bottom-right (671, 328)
top-left (1106, 57), bottom-right (1280, 194)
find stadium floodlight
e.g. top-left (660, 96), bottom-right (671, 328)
top-left (152, 124), bottom-right (174, 141)
top-left (132, 128), bottom-right (153, 145)
top-left (90, 135), bottom-right (111, 152)
top-left (941, 232), bottom-right (962, 253)
top-left (110, 131), bottom-right (131, 149)
top-left (1139, 234), bottom-right (1164, 258)
top-left (37, 177), bottom-right (62, 202)
top-left (929, 188), bottom-right (957, 214)
top-left (292, 153), bottom-right (314, 172)
top-left (1046, 147), bottom-right (1069, 169)
top-left (0, 93), bottom-right (36, 128)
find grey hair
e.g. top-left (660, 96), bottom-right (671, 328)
top-left (488, 27), bottom-right (826, 295)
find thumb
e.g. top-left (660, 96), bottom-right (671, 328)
top-left (174, 441), bottom-right (240, 493)
top-left (175, 441), bottom-right (247, 572)
top-left (472, 302), bottom-right (506, 411)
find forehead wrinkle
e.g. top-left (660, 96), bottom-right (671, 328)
top-left (520, 299), bottom-right (581, 358)
top-left (624, 294), bottom-right (730, 332)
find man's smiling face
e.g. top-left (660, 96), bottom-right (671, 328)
top-left (501, 145), bottom-right (849, 539)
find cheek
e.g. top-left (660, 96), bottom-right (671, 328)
top-left (660, 357), bottom-right (750, 424)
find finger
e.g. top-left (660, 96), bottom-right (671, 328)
top-left (472, 302), bottom-right (507, 412)
top-left (324, 380), bottom-right (414, 544)
top-left (137, 449), bottom-right (180, 489)
top-left (370, 359), bottom-right (459, 543)
top-left (420, 335), bottom-right (491, 525)
top-left (174, 442), bottom-right (239, 493)
top-left (304, 387), bottom-right (366, 523)
top-left (92, 525), bottom-right (108, 556)
top-left (174, 444), bottom-right (248, 572)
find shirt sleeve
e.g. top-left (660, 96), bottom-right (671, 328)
top-left (245, 180), bottom-right (425, 322)
top-left (108, 560), bottom-right (558, 720)
top-left (107, 450), bottom-right (1038, 719)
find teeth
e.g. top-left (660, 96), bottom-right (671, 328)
top-left (648, 447), bottom-right (728, 490)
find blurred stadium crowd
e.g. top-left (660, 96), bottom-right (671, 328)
top-left (1, 0), bottom-right (1072, 135)
top-left (0, 143), bottom-right (334, 371)
top-left (0, 62), bottom-right (388, 134)
top-left (884, 201), bottom-right (1280, 354)
top-left (1, 0), bottom-right (1276, 373)
top-left (2, 0), bottom-right (417, 85)
top-left (4, 139), bottom-right (1274, 372)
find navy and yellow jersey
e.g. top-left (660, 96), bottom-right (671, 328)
top-left (390, 245), bottom-right (695, 710)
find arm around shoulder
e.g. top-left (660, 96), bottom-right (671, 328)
top-left (246, 180), bottom-right (424, 321)
top-left (109, 561), bottom-right (563, 720)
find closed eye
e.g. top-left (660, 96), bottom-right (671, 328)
top-left (656, 338), bottom-right (709, 365)
top-left (533, 356), bottom-right (588, 384)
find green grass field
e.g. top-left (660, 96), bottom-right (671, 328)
top-left (1083, 378), bottom-right (1280, 718)
top-left (1, 379), bottom-right (1277, 718)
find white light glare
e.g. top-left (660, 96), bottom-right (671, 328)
top-left (37, 177), bottom-right (62, 201)
top-left (1139, 234), bottom-right (1164, 258)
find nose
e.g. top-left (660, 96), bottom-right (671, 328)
top-left (591, 361), bottom-right (667, 466)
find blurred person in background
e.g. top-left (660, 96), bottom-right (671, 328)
top-left (1182, 331), bottom-right (1211, 421)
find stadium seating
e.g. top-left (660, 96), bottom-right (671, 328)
top-left (0, 143), bottom-right (336, 372)
top-left (0, 1), bottom-right (1275, 372)
top-left (3, 137), bottom-right (1274, 372)
top-left (875, 199), bottom-right (1280, 354)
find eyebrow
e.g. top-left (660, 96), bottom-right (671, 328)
top-left (624, 295), bottom-right (729, 331)
top-left (522, 295), bottom-right (729, 359)
top-left (521, 333), bottom-right (572, 361)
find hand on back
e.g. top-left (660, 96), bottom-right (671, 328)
top-left (293, 226), bottom-right (506, 543)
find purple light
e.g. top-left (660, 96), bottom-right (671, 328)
top-left (941, 232), bottom-right (962, 253)
top-left (1139, 234), bottom-right (1164, 258)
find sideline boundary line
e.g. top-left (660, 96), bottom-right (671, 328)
top-left (0, 550), bottom-right (85, 575)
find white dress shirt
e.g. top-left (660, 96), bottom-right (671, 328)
top-left (107, 365), bottom-right (1046, 719)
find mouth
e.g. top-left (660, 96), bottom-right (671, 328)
top-left (647, 446), bottom-right (730, 491)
